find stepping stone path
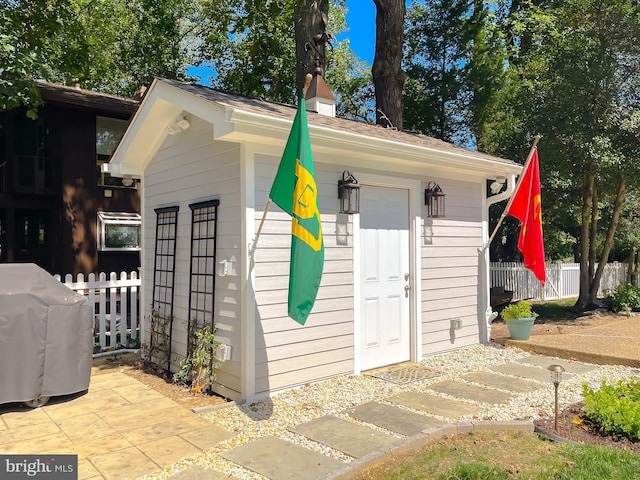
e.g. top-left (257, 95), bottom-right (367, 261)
top-left (462, 371), bottom-right (542, 393)
top-left (290, 415), bottom-right (397, 458)
top-left (221, 436), bottom-right (343, 480)
top-left (517, 355), bottom-right (598, 374)
top-left (210, 355), bottom-right (599, 480)
top-left (347, 401), bottom-right (446, 436)
top-left (491, 362), bottom-right (575, 383)
top-left (427, 379), bottom-right (513, 405)
top-left (387, 391), bottom-right (479, 418)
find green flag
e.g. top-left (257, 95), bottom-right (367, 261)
top-left (269, 100), bottom-right (324, 325)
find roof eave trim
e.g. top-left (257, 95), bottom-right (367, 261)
top-left (225, 108), bottom-right (522, 174)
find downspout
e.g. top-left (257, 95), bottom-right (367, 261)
top-left (480, 174), bottom-right (517, 343)
top-left (486, 174), bottom-right (518, 243)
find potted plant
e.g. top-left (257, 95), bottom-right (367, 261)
top-left (500, 300), bottom-right (537, 340)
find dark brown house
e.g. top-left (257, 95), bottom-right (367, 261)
top-left (0, 82), bottom-right (141, 276)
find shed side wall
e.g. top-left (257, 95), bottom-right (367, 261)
top-left (143, 116), bottom-right (242, 400)
top-left (420, 178), bottom-right (483, 355)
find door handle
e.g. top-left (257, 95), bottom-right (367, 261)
top-left (404, 284), bottom-right (411, 293)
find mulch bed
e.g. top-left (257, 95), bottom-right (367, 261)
top-left (534, 402), bottom-right (640, 454)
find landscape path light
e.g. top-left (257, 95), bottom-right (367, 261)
top-left (547, 364), bottom-right (565, 431)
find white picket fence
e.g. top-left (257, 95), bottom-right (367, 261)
top-left (55, 271), bottom-right (141, 353)
top-left (490, 262), bottom-right (630, 301)
top-left (55, 264), bottom-right (631, 352)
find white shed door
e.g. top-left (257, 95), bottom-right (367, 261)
top-left (360, 185), bottom-right (411, 371)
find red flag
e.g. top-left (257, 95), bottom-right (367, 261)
top-left (507, 149), bottom-right (546, 286)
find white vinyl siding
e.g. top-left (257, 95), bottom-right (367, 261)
top-left (143, 116), bottom-right (243, 400)
top-left (252, 157), bottom-right (354, 394)
top-left (421, 179), bottom-right (483, 356)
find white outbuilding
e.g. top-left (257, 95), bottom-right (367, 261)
top-left (106, 77), bottom-right (522, 403)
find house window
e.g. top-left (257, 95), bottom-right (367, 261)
top-left (187, 199), bottom-right (219, 355)
top-left (13, 209), bottom-right (51, 269)
top-left (96, 116), bottom-right (136, 188)
top-left (97, 212), bottom-right (141, 251)
top-left (150, 206), bottom-right (179, 370)
top-left (14, 114), bottom-right (52, 194)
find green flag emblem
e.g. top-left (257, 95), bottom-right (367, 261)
top-left (269, 100), bottom-right (324, 325)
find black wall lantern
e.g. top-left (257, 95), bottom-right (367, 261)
top-left (338, 171), bottom-right (360, 214)
top-left (425, 181), bottom-right (446, 218)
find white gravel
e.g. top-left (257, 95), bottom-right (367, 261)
top-left (137, 343), bottom-right (639, 480)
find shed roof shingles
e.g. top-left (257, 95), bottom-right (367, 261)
top-left (159, 78), bottom-right (515, 167)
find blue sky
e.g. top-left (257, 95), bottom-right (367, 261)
top-left (342, 0), bottom-right (376, 65)
top-left (188, 1), bottom-right (377, 84)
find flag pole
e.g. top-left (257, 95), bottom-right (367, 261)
top-left (249, 198), bottom-right (272, 257)
top-left (249, 74), bottom-right (314, 257)
top-left (486, 135), bottom-right (542, 247)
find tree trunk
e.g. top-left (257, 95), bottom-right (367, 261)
top-left (627, 250), bottom-right (636, 284)
top-left (575, 174), bottom-right (595, 309)
top-left (294, 0), bottom-right (329, 96)
top-left (588, 182), bottom-right (597, 289)
top-left (587, 178), bottom-right (626, 305)
top-left (372, 0), bottom-right (406, 129)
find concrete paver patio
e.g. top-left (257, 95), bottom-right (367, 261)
top-left (0, 372), bottom-right (232, 480)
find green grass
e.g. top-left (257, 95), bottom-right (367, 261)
top-left (495, 299), bottom-right (581, 323)
top-left (353, 432), bottom-right (640, 480)
top-left (531, 298), bottom-right (582, 322)
top-left (554, 443), bottom-right (640, 479)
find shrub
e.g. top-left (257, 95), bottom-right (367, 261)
top-left (500, 300), bottom-right (537, 322)
top-left (603, 283), bottom-right (640, 312)
top-left (582, 378), bottom-right (640, 441)
top-left (173, 324), bottom-right (222, 393)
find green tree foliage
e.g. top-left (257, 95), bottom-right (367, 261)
top-left (404, 0), bottom-right (476, 143)
top-left (465, 1), bottom-right (508, 152)
top-left (611, 194), bottom-right (640, 279)
top-left (0, 1), bottom-right (67, 116)
top-left (196, 0), bottom-right (370, 107)
top-left (197, 0), bottom-right (299, 103)
top-left (325, 38), bottom-right (374, 122)
top-left (402, 0), bottom-right (640, 296)
top-left (1, 0), bottom-right (195, 106)
top-left (438, 0), bottom-right (640, 302)
top-left (493, 0), bottom-right (640, 308)
top-left (2, 0), bottom-right (369, 115)
top-left (403, 1), bottom-right (507, 146)
top-left (77, 0), bottom-right (195, 96)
